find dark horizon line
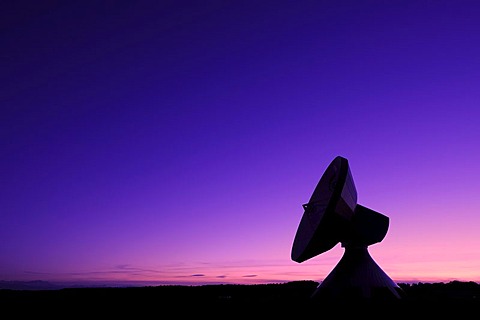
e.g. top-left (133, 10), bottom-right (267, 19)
top-left (2, 278), bottom-right (479, 291)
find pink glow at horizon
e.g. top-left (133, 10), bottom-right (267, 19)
top-left (2, 1), bottom-right (480, 287)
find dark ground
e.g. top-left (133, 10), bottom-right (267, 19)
top-left (1, 280), bottom-right (479, 317)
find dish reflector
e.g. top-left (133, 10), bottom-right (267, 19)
top-left (291, 156), bottom-right (357, 263)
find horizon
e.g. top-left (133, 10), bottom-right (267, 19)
top-left (2, 1), bottom-right (480, 287)
top-left (3, 277), bottom-right (477, 291)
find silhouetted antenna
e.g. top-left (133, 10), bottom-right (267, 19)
top-left (291, 156), bottom-right (404, 300)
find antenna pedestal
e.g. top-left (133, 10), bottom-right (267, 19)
top-left (312, 245), bottom-right (404, 301)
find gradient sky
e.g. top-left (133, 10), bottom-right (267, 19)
top-left (2, 1), bottom-right (480, 286)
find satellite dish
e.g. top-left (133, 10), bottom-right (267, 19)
top-left (291, 156), bottom-right (404, 300)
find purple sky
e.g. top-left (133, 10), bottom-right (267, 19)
top-left (2, 1), bottom-right (480, 286)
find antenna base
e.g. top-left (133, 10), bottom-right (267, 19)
top-left (311, 245), bottom-right (405, 301)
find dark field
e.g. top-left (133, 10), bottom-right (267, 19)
top-left (2, 280), bottom-right (479, 317)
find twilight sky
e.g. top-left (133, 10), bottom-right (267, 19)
top-left (2, 1), bottom-right (480, 286)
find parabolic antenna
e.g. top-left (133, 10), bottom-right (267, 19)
top-left (291, 156), bottom-right (404, 300)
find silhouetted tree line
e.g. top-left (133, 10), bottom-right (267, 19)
top-left (1, 280), bottom-right (479, 317)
